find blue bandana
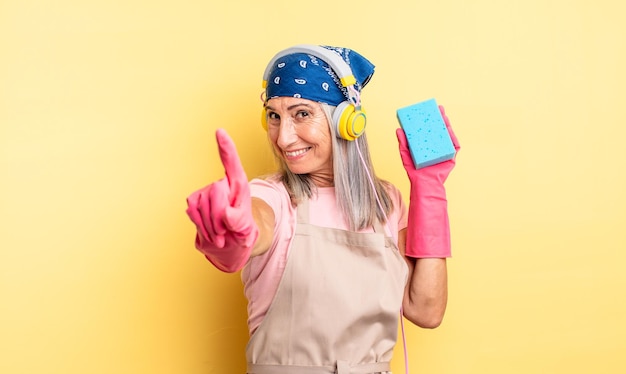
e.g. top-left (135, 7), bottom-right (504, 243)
top-left (265, 46), bottom-right (375, 106)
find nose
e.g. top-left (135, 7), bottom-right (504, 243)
top-left (275, 117), bottom-right (297, 150)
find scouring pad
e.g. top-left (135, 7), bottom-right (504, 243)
top-left (396, 98), bottom-right (456, 169)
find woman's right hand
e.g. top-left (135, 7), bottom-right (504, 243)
top-left (185, 129), bottom-right (259, 272)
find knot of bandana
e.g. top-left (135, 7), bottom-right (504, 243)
top-left (265, 46), bottom-right (375, 106)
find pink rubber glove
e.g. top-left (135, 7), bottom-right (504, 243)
top-left (396, 105), bottom-right (460, 258)
top-left (185, 129), bottom-right (259, 272)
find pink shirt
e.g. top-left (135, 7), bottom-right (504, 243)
top-left (242, 175), bottom-right (408, 335)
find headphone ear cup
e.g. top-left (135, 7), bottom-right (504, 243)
top-left (333, 101), bottom-right (367, 141)
top-left (261, 108), bottom-right (268, 131)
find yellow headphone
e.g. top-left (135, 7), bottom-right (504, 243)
top-left (260, 44), bottom-right (367, 141)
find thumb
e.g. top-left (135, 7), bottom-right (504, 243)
top-left (438, 105), bottom-right (461, 152)
top-left (223, 204), bottom-right (253, 235)
top-left (224, 205), bottom-right (258, 248)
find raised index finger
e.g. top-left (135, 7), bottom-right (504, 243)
top-left (215, 128), bottom-right (248, 207)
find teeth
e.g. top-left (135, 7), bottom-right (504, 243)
top-left (285, 148), bottom-right (308, 157)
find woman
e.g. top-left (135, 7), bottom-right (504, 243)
top-left (186, 44), bottom-right (460, 374)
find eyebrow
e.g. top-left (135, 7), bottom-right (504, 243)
top-left (264, 102), bottom-right (315, 111)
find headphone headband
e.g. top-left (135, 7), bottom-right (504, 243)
top-left (262, 44), bottom-right (357, 89)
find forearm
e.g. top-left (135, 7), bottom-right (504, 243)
top-left (403, 257), bottom-right (448, 328)
top-left (399, 229), bottom-right (448, 328)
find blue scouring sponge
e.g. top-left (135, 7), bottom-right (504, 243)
top-left (396, 98), bottom-right (456, 169)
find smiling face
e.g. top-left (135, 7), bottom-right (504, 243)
top-left (264, 97), bottom-right (334, 187)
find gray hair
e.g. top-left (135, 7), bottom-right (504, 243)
top-left (272, 103), bottom-right (394, 231)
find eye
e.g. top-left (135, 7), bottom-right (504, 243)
top-left (266, 111), bottom-right (280, 125)
top-left (295, 110), bottom-right (310, 119)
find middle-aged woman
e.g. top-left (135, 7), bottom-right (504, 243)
top-left (185, 44), bottom-right (460, 374)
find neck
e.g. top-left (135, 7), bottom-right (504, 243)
top-left (310, 173), bottom-right (334, 188)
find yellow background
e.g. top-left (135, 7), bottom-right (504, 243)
top-left (2, 0), bottom-right (625, 373)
